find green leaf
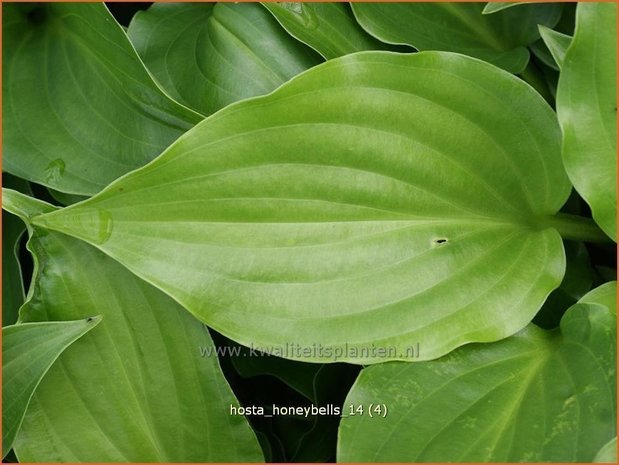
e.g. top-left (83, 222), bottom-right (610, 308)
top-left (262, 2), bottom-right (386, 59)
top-left (127, 2), bottom-right (321, 116)
top-left (2, 174), bottom-right (33, 326)
top-left (47, 188), bottom-right (89, 206)
top-left (2, 209), bottom-right (26, 327)
top-left (2, 188), bottom-right (57, 224)
top-left (2, 317), bottom-right (101, 458)
top-left (32, 51), bottom-right (576, 364)
top-left (556, 2), bottom-right (617, 240)
top-left (595, 437), bottom-right (617, 463)
top-left (538, 25), bottom-right (572, 69)
top-left (581, 281), bottom-right (617, 315)
top-left (2, 3), bottom-right (202, 196)
top-left (2, 191), bottom-right (263, 462)
top-left (482, 2), bottom-right (523, 15)
top-left (338, 289), bottom-right (617, 461)
top-left (351, 2), bottom-right (562, 72)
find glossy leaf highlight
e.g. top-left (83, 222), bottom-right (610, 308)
top-left (556, 2), bottom-right (617, 240)
top-left (2, 190), bottom-right (263, 462)
top-left (33, 51), bottom-right (572, 363)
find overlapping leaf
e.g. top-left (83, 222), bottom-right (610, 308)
top-left (2, 317), bottom-right (101, 458)
top-left (2, 174), bottom-right (32, 326)
top-left (482, 2), bottom-right (523, 15)
top-left (2, 3), bottom-right (202, 195)
top-left (127, 2), bottom-right (321, 115)
top-left (2, 209), bottom-right (25, 326)
top-left (30, 51), bottom-right (579, 363)
top-left (350, 2), bottom-right (562, 72)
top-left (556, 2), bottom-right (617, 240)
top-left (595, 437), bottom-right (617, 463)
top-left (581, 281), bottom-right (617, 314)
top-left (338, 282), bottom-right (617, 461)
top-left (538, 26), bottom-right (572, 69)
top-left (2, 190), bottom-right (263, 462)
top-left (262, 2), bottom-right (386, 59)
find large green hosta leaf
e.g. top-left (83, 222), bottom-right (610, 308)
top-left (2, 190), bottom-right (263, 462)
top-left (32, 51), bottom-right (580, 363)
top-left (556, 3), bottom-right (617, 240)
top-left (262, 2), bottom-right (385, 59)
top-left (2, 3), bottom-right (202, 196)
top-left (2, 317), bottom-right (101, 458)
top-left (350, 2), bottom-right (562, 73)
top-left (127, 2), bottom-right (321, 115)
top-left (338, 282), bottom-right (617, 462)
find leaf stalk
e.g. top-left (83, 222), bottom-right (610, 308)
top-left (542, 213), bottom-right (613, 243)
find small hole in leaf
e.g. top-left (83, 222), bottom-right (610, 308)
top-left (87, 317), bottom-right (94, 322)
top-left (434, 238), bottom-right (448, 245)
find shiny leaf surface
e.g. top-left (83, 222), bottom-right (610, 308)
top-left (2, 317), bottom-right (101, 458)
top-left (2, 190), bottom-right (263, 462)
top-left (351, 2), bottom-right (562, 72)
top-left (3, 3), bottom-right (202, 195)
top-left (262, 2), bottom-right (385, 59)
top-left (338, 285), bottom-right (617, 461)
top-left (30, 51), bottom-right (575, 363)
top-left (556, 2), bottom-right (617, 240)
top-left (127, 2), bottom-right (321, 115)
top-left (538, 25), bottom-right (572, 69)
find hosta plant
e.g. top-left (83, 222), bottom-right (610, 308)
top-left (2, 1), bottom-right (616, 463)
